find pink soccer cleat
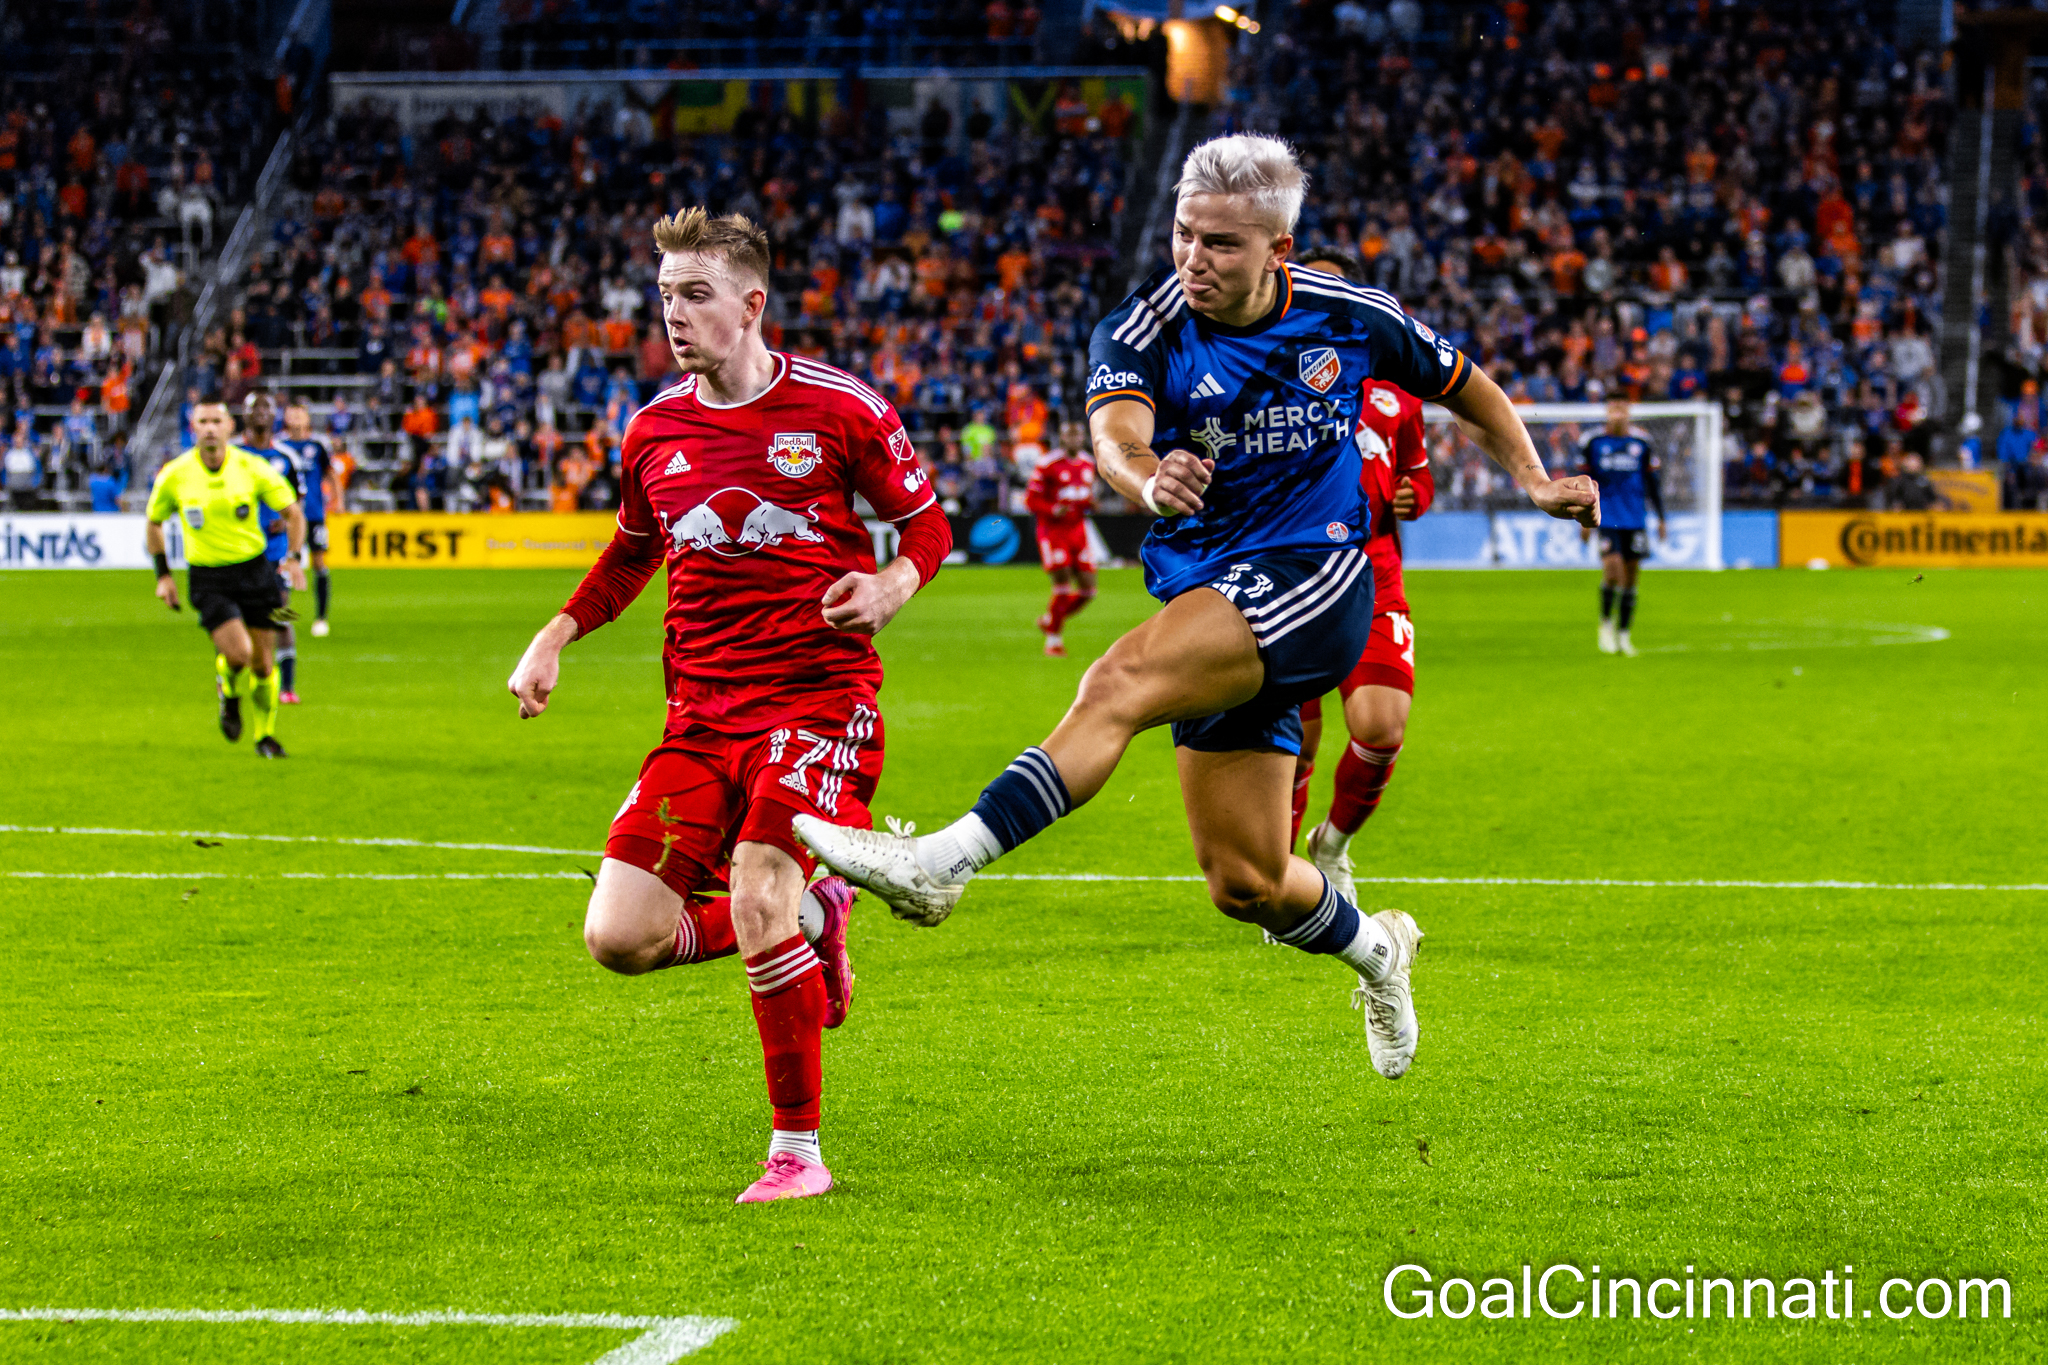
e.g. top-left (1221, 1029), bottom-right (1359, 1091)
top-left (279, 690), bottom-right (302, 705)
top-left (811, 875), bottom-right (857, 1029)
top-left (735, 1152), bottom-right (833, 1204)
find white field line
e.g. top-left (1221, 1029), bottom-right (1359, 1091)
top-left (0, 1306), bottom-right (734, 1364)
top-left (0, 824), bottom-right (602, 857)
top-left (6, 870), bottom-right (2045, 893)
top-left (4, 825), bottom-right (2040, 893)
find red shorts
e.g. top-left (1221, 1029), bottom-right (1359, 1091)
top-left (1337, 610), bottom-right (1416, 697)
top-left (1035, 520), bottom-right (1094, 572)
top-left (606, 697), bottom-right (885, 899)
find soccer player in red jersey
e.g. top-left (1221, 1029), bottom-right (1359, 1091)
top-left (1290, 251), bottom-right (1433, 898)
top-left (505, 210), bottom-right (951, 1204)
top-left (1026, 421), bottom-right (1099, 656)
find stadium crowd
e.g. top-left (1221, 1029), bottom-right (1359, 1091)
top-left (16, 0), bottom-right (2009, 521)
top-left (1205, 0), bottom-right (1955, 511)
top-left (168, 80), bottom-right (1131, 516)
top-left (0, 0), bottom-right (289, 512)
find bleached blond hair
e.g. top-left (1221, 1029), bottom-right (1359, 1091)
top-left (651, 207), bottom-right (771, 286)
top-left (1174, 134), bottom-right (1307, 237)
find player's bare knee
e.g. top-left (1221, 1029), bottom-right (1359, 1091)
top-left (583, 911), bottom-right (664, 975)
top-left (1071, 649), bottom-right (1153, 727)
top-left (1204, 866), bottom-right (1283, 922)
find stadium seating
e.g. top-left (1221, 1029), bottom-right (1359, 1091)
top-left (0, 0), bottom-right (288, 509)
top-left (1201, 0), bottom-right (1949, 510)
top-left (208, 85), bottom-right (1132, 515)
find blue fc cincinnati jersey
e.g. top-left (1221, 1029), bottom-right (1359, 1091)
top-left (251, 444), bottom-right (302, 562)
top-left (279, 435), bottom-right (331, 521)
top-left (1578, 431), bottom-right (1660, 530)
top-left (1086, 263), bottom-right (1471, 600)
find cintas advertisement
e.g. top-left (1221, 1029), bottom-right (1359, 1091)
top-left (0, 514), bottom-right (155, 570)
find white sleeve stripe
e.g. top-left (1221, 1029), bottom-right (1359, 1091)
top-left (1112, 275), bottom-right (1183, 345)
top-left (788, 365), bottom-right (889, 417)
top-left (789, 357), bottom-right (892, 411)
top-left (887, 493), bottom-right (939, 522)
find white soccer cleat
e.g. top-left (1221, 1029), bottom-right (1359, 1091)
top-left (791, 814), bottom-right (963, 928)
top-left (311, 619), bottom-right (330, 638)
top-left (1351, 909), bottom-right (1422, 1079)
top-left (1305, 820), bottom-right (1355, 904)
top-left (1598, 619), bottom-right (1618, 654)
top-left (1617, 630), bottom-right (1637, 657)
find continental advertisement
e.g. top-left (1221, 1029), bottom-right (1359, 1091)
top-left (327, 514), bottom-right (622, 568)
top-left (1781, 511), bottom-right (2048, 568)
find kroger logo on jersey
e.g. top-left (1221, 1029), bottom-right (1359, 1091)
top-left (1299, 346), bottom-right (1342, 394)
top-left (667, 487), bottom-right (824, 557)
top-left (1088, 364), bottom-right (1145, 394)
top-left (768, 432), bottom-right (822, 477)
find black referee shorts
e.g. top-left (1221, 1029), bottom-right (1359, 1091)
top-left (189, 554), bottom-right (286, 633)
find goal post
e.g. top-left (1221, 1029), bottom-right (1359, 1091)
top-left (1416, 401), bottom-right (1724, 570)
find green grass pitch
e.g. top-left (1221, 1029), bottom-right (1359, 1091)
top-left (1, 562), bottom-right (2043, 1362)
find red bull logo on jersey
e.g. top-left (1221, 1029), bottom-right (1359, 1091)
top-left (668, 488), bottom-right (825, 557)
top-left (768, 433), bottom-right (822, 477)
top-left (1300, 347), bottom-right (1342, 394)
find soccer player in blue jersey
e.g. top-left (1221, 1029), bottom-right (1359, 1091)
top-left (241, 391), bottom-right (305, 702)
top-left (281, 402), bottom-right (336, 637)
top-left (1578, 397), bottom-right (1664, 657)
top-left (795, 135), bottom-right (1599, 1080)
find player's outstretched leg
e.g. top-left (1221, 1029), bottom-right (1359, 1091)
top-left (1180, 747), bottom-right (1421, 1079)
top-left (795, 588), bottom-right (1265, 926)
top-left (728, 843), bottom-right (831, 1203)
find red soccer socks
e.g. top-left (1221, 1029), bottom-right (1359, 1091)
top-left (745, 934), bottom-right (826, 1132)
top-left (1329, 741), bottom-right (1402, 836)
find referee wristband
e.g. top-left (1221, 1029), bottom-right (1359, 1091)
top-left (152, 552), bottom-right (172, 578)
top-left (1140, 474), bottom-right (1167, 517)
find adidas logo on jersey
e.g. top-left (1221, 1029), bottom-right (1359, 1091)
top-left (1193, 372), bottom-right (1227, 399)
top-left (663, 451), bottom-right (691, 476)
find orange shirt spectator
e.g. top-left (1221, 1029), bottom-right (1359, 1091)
top-left (1533, 118), bottom-right (1568, 162)
top-left (67, 126), bottom-right (97, 173)
top-left (559, 311), bottom-right (600, 351)
top-left (1097, 95), bottom-right (1132, 140)
top-left (997, 246), bottom-right (1032, 293)
top-left (403, 228), bottom-right (439, 267)
top-left (601, 315), bottom-right (636, 353)
top-left (1648, 252), bottom-right (1688, 293)
top-left (58, 180), bottom-right (88, 218)
top-left (1548, 246), bottom-right (1587, 296)
top-left (1814, 190), bottom-right (1853, 242)
top-left (481, 231), bottom-right (516, 267)
top-left (479, 280), bottom-right (516, 320)
top-left (401, 398), bottom-right (440, 438)
top-left (1685, 143), bottom-right (1717, 184)
top-left (553, 449), bottom-right (594, 513)
top-left (637, 325), bottom-right (672, 382)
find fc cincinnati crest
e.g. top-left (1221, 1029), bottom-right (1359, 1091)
top-left (1299, 346), bottom-right (1341, 394)
top-left (768, 432), bottom-right (822, 477)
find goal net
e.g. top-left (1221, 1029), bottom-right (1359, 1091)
top-left (1417, 401), bottom-right (1724, 569)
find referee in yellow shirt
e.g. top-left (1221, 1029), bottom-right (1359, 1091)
top-left (146, 400), bottom-right (308, 757)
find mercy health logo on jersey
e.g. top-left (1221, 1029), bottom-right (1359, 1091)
top-left (768, 433), bottom-right (822, 477)
top-left (666, 487), bottom-right (824, 557)
top-left (1240, 398), bottom-right (1353, 455)
top-left (1299, 346), bottom-right (1342, 395)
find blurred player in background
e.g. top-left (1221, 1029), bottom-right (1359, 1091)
top-left (797, 135), bottom-right (1598, 1085)
top-left (506, 210), bottom-right (952, 1204)
top-left (145, 400), bottom-right (305, 758)
top-left (240, 391), bottom-right (304, 701)
top-left (1026, 420), bottom-right (1098, 657)
top-left (280, 402), bottom-right (336, 637)
top-left (1579, 397), bottom-right (1664, 657)
top-left (1286, 250), bottom-right (1433, 898)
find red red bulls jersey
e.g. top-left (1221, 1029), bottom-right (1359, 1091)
top-left (615, 353), bottom-right (935, 732)
top-left (1025, 453), bottom-right (1097, 526)
top-left (1355, 378), bottom-right (1433, 616)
